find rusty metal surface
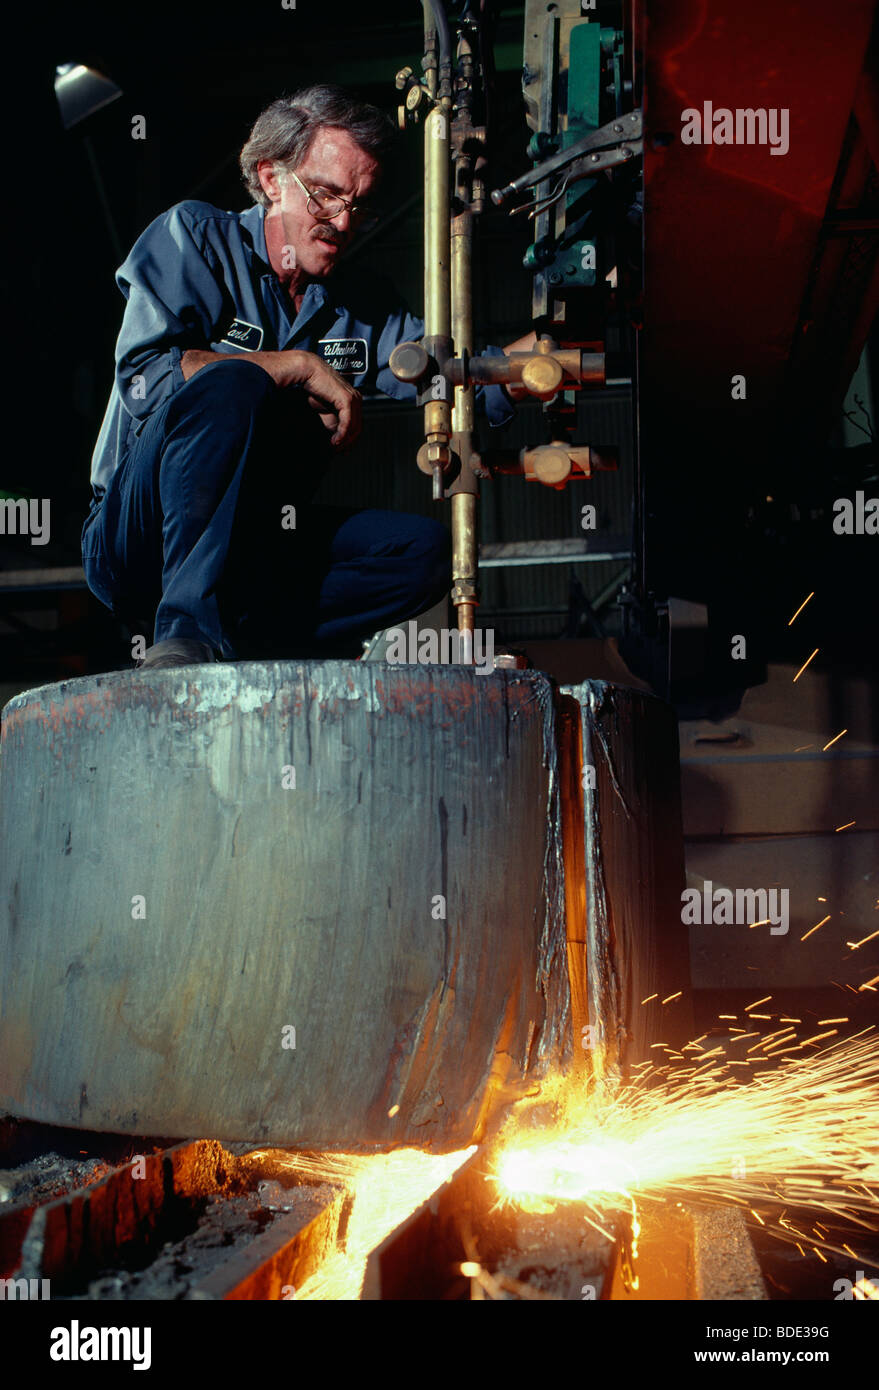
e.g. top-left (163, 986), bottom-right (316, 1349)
top-left (608, 1201), bottom-right (767, 1301)
top-left (691, 1206), bottom-right (767, 1301)
top-left (3, 1138), bottom-right (349, 1300)
top-left (560, 680), bottom-right (693, 1078)
top-left (0, 661), bottom-right (571, 1149)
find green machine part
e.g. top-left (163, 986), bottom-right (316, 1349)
top-left (523, 16), bottom-right (624, 292)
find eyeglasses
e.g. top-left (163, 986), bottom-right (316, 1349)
top-left (289, 171), bottom-right (380, 231)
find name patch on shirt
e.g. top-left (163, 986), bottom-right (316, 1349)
top-left (317, 337), bottom-right (368, 376)
top-left (220, 318), bottom-right (264, 351)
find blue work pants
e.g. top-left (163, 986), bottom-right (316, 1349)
top-left (81, 360), bottom-right (451, 659)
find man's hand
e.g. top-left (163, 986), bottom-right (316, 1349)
top-left (289, 352), bottom-right (362, 451)
top-left (180, 347), bottom-right (362, 449)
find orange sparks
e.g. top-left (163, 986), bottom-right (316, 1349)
top-left (793, 649), bottom-right (819, 682)
top-left (493, 1031), bottom-right (879, 1266)
top-left (847, 930), bottom-right (879, 951)
top-left (745, 996), bottom-right (772, 1011)
top-left (641, 994), bottom-right (658, 1005)
top-left (835, 821), bottom-right (856, 832)
top-left (661, 991), bottom-right (682, 1005)
top-left (787, 592), bottom-right (814, 625)
top-left (802, 916), bottom-right (831, 941)
top-left (823, 730), bottom-right (847, 752)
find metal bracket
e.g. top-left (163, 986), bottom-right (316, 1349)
top-left (491, 108), bottom-right (642, 207)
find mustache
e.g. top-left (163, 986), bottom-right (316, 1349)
top-left (314, 227), bottom-right (344, 245)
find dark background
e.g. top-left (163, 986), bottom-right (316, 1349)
top-left (0, 0), bottom-right (876, 702)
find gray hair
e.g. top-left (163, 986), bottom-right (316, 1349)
top-left (239, 85), bottom-right (397, 207)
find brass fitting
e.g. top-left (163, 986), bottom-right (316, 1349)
top-left (389, 341), bottom-right (430, 384)
top-left (417, 438), bottom-right (452, 476)
top-left (528, 444), bottom-right (572, 486)
top-left (521, 354), bottom-right (564, 400)
top-left (451, 578), bottom-right (477, 603)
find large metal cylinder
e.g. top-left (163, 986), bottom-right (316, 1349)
top-left (0, 663), bottom-right (571, 1150)
top-left (0, 663), bottom-right (690, 1150)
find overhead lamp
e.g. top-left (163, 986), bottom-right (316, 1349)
top-left (54, 62), bottom-right (122, 130)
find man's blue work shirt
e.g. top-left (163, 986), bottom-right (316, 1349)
top-left (90, 199), bottom-right (514, 499)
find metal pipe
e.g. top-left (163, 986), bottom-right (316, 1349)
top-left (423, 0), bottom-right (452, 94)
top-left (423, 100), bottom-right (452, 501)
top-left (447, 349), bottom-right (605, 387)
top-left (447, 27), bottom-right (480, 646)
top-left (424, 107), bottom-right (451, 346)
top-left (451, 210), bottom-right (475, 441)
top-left (450, 206), bottom-right (479, 643)
top-left (451, 492), bottom-right (477, 644)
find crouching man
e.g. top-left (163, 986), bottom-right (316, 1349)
top-left (82, 84), bottom-right (519, 670)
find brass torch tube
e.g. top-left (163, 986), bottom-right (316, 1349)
top-left (450, 205), bottom-right (478, 641)
top-left (451, 492), bottom-right (477, 639)
top-left (423, 103), bottom-right (452, 501)
top-left (451, 208), bottom-right (475, 439)
top-left (424, 105), bottom-right (451, 353)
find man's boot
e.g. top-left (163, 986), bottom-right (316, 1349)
top-left (135, 638), bottom-right (217, 671)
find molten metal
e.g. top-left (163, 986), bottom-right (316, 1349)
top-left (252, 1146), bottom-right (476, 1299)
top-left (492, 1029), bottom-right (879, 1263)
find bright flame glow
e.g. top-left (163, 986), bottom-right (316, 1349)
top-left (256, 1146), bottom-right (475, 1299)
top-left (853, 1276), bottom-right (879, 1300)
top-left (492, 1031), bottom-right (879, 1260)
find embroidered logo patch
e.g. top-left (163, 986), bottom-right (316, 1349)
top-left (220, 319), bottom-right (264, 351)
top-left (317, 337), bottom-right (368, 376)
